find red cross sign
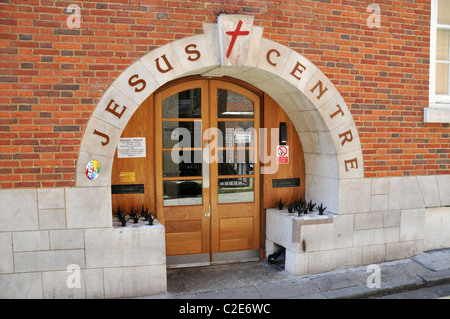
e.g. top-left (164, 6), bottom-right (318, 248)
top-left (225, 20), bottom-right (250, 58)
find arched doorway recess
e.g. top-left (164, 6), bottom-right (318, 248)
top-left (76, 14), bottom-right (364, 231)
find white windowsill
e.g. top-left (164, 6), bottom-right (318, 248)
top-left (424, 104), bottom-right (450, 123)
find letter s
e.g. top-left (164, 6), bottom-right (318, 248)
top-left (128, 74), bottom-right (147, 93)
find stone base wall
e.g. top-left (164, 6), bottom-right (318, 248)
top-left (1, 174), bottom-right (450, 296)
top-left (266, 175), bottom-right (450, 276)
top-left (0, 187), bottom-right (166, 299)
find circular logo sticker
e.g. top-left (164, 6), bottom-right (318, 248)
top-left (86, 160), bottom-right (101, 180)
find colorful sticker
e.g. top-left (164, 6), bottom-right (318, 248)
top-left (86, 160), bottom-right (101, 180)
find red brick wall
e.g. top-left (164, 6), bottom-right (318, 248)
top-left (0, 0), bottom-right (446, 189)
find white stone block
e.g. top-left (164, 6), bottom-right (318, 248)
top-left (353, 228), bottom-right (386, 246)
top-left (301, 110), bottom-right (329, 132)
top-left (337, 149), bottom-right (364, 179)
top-left (172, 35), bottom-right (212, 75)
top-left (265, 209), bottom-right (295, 251)
top-left (76, 151), bottom-right (114, 187)
top-left (284, 249), bottom-right (308, 276)
top-left (437, 175), bottom-right (450, 206)
top-left (417, 175), bottom-right (441, 207)
top-left (384, 227), bottom-right (400, 243)
top-left (330, 121), bottom-right (362, 155)
top-left (274, 91), bottom-right (316, 114)
top-left (66, 187), bottom-right (112, 229)
top-left (354, 212), bottom-right (384, 230)
top-left (305, 175), bottom-right (339, 213)
top-left (218, 14), bottom-right (254, 67)
top-left (246, 26), bottom-right (263, 68)
top-left (338, 178), bottom-right (372, 214)
top-left (0, 232), bottom-right (13, 274)
top-left (424, 207), bottom-right (450, 251)
top-left (297, 131), bottom-right (336, 155)
top-left (253, 75), bottom-right (297, 96)
top-left (83, 268), bottom-right (105, 299)
top-left (386, 240), bottom-right (424, 261)
top-left (50, 230), bottom-right (84, 250)
top-left (111, 60), bottom-right (159, 106)
top-left (400, 208), bottom-right (425, 242)
top-left (232, 67), bottom-right (278, 86)
top-left (0, 189), bottom-right (38, 232)
top-left (0, 273), bottom-right (42, 299)
top-left (42, 270), bottom-right (87, 299)
top-left (288, 111), bottom-right (316, 133)
top-left (85, 221), bottom-right (166, 268)
top-left (302, 69), bottom-right (340, 109)
top-left (384, 210), bottom-right (401, 227)
top-left (42, 268), bottom-right (103, 299)
top-left (317, 94), bottom-right (352, 131)
top-left (304, 152), bottom-right (339, 179)
top-left (14, 250), bottom-right (85, 273)
top-left (103, 265), bottom-right (167, 298)
top-left (372, 177), bottom-right (389, 195)
top-left (388, 177), bottom-right (425, 210)
top-left (371, 194), bottom-right (388, 212)
top-left (39, 209), bottom-right (66, 230)
top-left (92, 86), bottom-right (139, 130)
top-left (256, 38), bottom-right (292, 76)
top-left (201, 65), bottom-right (246, 77)
top-left (300, 214), bottom-right (354, 252)
top-left (79, 116), bottom-right (122, 159)
top-left (202, 23), bottom-right (221, 66)
top-left (13, 231), bottom-right (49, 252)
top-left (140, 42), bottom-right (184, 86)
top-left (308, 247), bottom-right (362, 274)
top-left (280, 49), bottom-right (318, 93)
top-left (38, 188), bottom-right (65, 209)
top-left (423, 107), bottom-right (450, 123)
top-left (361, 244), bottom-right (385, 265)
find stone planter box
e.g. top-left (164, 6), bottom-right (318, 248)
top-left (0, 198), bottom-right (167, 299)
top-left (84, 219), bottom-right (167, 298)
top-left (265, 208), bottom-right (337, 276)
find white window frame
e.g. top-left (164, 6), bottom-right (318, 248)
top-left (425, 0), bottom-right (450, 123)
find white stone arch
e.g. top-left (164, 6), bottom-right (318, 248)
top-left (76, 17), bottom-right (364, 226)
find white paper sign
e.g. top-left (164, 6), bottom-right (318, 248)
top-left (118, 137), bottom-right (146, 158)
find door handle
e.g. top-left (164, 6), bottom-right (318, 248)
top-left (205, 204), bottom-right (211, 218)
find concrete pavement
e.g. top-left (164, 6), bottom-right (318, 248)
top-left (144, 248), bottom-right (450, 299)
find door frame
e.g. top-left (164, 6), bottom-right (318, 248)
top-left (155, 79), bottom-right (211, 262)
top-left (154, 76), bottom-right (264, 266)
top-left (208, 79), bottom-right (261, 259)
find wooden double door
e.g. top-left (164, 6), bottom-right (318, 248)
top-left (155, 79), bottom-right (261, 267)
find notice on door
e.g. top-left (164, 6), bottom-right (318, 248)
top-left (118, 137), bottom-right (146, 158)
top-left (276, 145), bottom-right (289, 164)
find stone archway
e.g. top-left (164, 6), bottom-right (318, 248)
top-left (76, 15), bottom-right (364, 225)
